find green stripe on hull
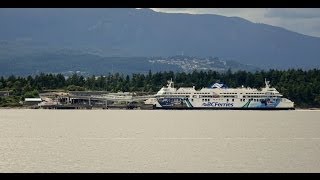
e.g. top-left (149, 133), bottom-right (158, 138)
top-left (185, 99), bottom-right (193, 108)
top-left (242, 100), bottom-right (251, 108)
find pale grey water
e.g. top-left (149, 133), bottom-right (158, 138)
top-left (0, 109), bottom-right (320, 172)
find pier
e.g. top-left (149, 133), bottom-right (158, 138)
top-left (36, 91), bottom-right (155, 109)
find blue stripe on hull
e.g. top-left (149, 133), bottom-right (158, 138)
top-left (155, 107), bottom-right (295, 110)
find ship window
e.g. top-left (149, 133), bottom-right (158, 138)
top-left (191, 99), bottom-right (193, 101)
top-left (227, 99), bottom-right (229, 102)
top-left (243, 99), bottom-right (245, 102)
top-left (232, 99), bottom-right (234, 102)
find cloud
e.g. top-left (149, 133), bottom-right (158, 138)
top-left (265, 8), bottom-right (320, 19)
top-left (150, 8), bottom-right (320, 38)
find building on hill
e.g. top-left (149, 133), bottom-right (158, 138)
top-left (0, 91), bottom-right (10, 97)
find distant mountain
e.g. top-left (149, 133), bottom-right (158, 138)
top-left (0, 8), bottom-right (319, 71)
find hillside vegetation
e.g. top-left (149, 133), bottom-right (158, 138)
top-left (1, 69), bottom-right (320, 108)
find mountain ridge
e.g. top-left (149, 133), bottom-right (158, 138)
top-left (0, 8), bottom-right (319, 71)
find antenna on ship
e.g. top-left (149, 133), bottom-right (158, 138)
top-left (167, 78), bottom-right (174, 88)
top-left (265, 78), bottom-right (270, 88)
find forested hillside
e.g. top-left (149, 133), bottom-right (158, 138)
top-left (1, 69), bottom-right (320, 108)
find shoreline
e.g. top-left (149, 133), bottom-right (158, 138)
top-left (1, 107), bottom-right (320, 110)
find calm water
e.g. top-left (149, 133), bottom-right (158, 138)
top-left (0, 109), bottom-right (320, 172)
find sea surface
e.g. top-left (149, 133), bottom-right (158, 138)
top-left (0, 109), bottom-right (320, 172)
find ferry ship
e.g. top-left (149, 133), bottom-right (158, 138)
top-left (145, 79), bottom-right (294, 110)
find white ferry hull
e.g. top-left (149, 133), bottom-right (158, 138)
top-left (153, 97), bottom-right (294, 110)
top-left (155, 107), bottom-right (295, 110)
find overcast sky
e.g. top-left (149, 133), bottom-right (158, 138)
top-left (150, 8), bottom-right (320, 38)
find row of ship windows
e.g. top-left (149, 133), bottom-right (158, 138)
top-left (221, 93), bottom-right (271, 95)
top-left (245, 96), bottom-right (278, 98)
top-left (164, 92), bottom-right (271, 95)
top-left (193, 98), bottom-right (281, 102)
top-left (163, 93), bottom-right (211, 95)
top-left (163, 93), bottom-right (192, 94)
top-left (223, 95), bottom-right (279, 98)
top-left (199, 95), bottom-right (216, 98)
top-left (163, 96), bottom-right (278, 100)
top-left (220, 93), bottom-right (267, 95)
top-left (198, 99), bottom-right (259, 102)
top-left (200, 99), bottom-right (236, 102)
top-left (163, 92), bottom-right (274, 98)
